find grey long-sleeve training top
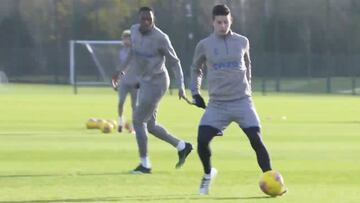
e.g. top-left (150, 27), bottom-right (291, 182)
top-left (191, 31), bottom-right (252, 101)
top-left (124, 24), bottom-right (185, 89)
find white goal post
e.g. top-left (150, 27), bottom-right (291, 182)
top-left (69, 40), bottom-right (123, 94)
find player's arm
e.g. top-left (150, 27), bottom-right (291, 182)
top-left (160, 35), bottom-right (186, 99)
top-left (244, 38), bottom-right (252, 89)
top-left (112, 48), bottom-right (133, 90)
top-left (119, 48), bottom-right (134, 75)
top-left (190, 41), bottom-right (206, 109)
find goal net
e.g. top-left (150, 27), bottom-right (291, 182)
top-left (69, 40), bottom-right (123, 93)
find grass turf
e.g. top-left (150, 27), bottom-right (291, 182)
top-left (0, 84), bottom-right (359, 202)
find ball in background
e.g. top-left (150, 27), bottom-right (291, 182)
top-left (124, 120), bottom-right (135, 134)
top-left (106, 119), bottom-right (118, 129)
top-left (86, 118), bottom-right (99, 129)
top-left (100, 122), bottom-right (114, 133)
top-left (96, 119), bottom-right (107, 129)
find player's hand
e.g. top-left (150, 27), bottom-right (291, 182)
top-left (178, 88), bottom-right (194, 105)
top-left (178, 88), bottom-right (186, 100)
top-left (111, 71), bottom-right (124, 91)
top-left (192, 94), bottom-right (206, 109)
top-left (111, 73), bottom-right (119, 91)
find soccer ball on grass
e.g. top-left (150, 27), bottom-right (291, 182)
top-left (106, 119), bottom-right (118, 129)
top-left (86, 118), bottom-right (99, 129)
top-left (100, 121), bottom-right (114, 133)
top-left (259, 170), bottom-right (287, 197)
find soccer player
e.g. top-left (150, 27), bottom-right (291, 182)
top-left (190, 4), bottom-right (273, 195)
top-left (112, 29), bottom-right (138, 133)
top-left (122, 7), bottom-right (193, 174)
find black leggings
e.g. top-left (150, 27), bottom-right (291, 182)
top-left (197, 125), bottom-right (272, 174)
top-left (242, 127), bottom-right (272, 172)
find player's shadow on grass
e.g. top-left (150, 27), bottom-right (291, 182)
top-left (0, 133), bottom-right (37, 136)
top-left (0, 171), bottom-right (172, 179)
top-left (0, 195), bottom-right (271, 203)
top-left (0, 165), bottom-right (181, 179)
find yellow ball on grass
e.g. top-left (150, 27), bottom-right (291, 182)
top-left (86, 118), bottom-right (99, 129)
top-left (100, 122), bottom-right (114, 134)
top-left (259, 170), bottom-right (287, 197)
top-left (106, 119), bottom-right (118, 129)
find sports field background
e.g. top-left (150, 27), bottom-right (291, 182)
top-left (0, 84), bottom-right (359, 202)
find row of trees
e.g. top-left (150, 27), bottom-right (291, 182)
top-left (0, 0), bottom-right (359, 83)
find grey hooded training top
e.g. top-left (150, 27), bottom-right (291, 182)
top-left (190, 31), bottom-right (252, 101)
top-left (126, 24), bottom-right (184, 89)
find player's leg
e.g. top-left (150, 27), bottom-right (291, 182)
top-left (124, 86), bottom-right (138, 133)
top-left (236, 97), bottom-right (272, 172)
top-left (197, 101), bottom-right (230, 194)
top-left (242, 127), bottom-right (271, 172)
top-left (144, 73), bottom-right (192, 169)
top-left (197, 128), bottom-right (220, 195)
top-left (131, 82), bottom-right (154, 173)
top-left (129, 86), bottom-right (138, 114)
top-left (197, 125), bottom-right (219, 174)
top-left (131, 73), bottom-right (191, 172)
top-left (147, 109), bottom-right (178, 147)
top-left (147, 109), bottom-right (193, 169)
top-left (117, 83), bottom-right (130, 132)
top-left (240, 99), bottom-right (287, 195)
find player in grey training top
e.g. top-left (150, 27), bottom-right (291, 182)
top-left (112, 29), bottom-right (138, 133)
top-left (122, 7), bottom-right (193, 174)
top-left (190, 4), bottom-right (280, 195)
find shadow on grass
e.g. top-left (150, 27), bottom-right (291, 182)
top-left (0, 194), bottom-right (272, 203)
top-left (0, 170), bottom-right (173, 179)
top-left (0, 133), bottom-right (37, 136)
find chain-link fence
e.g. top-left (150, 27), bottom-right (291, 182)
top-left (0, 0), bottom-right (359, 95)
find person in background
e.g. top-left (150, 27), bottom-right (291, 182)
top-left (112, 29), bottom-right (138, 133)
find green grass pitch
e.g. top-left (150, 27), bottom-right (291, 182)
top-left (0, 84), bottom-right (359, 202)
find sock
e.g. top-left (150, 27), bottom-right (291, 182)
top-left (118, 116), bottom-right (124, 126)
top-left (176, 140), bottom-right (186, 151)
top-left (204, 173), bottom-right (212, 179)
top-left (140, 157), bottom-right (151, 168)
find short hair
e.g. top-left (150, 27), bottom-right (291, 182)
top-left (121, 29), bottom-right (131, 38)
top-left (212, 4), bottom-right (231, 19)
top-left (138, 6), bottom-right (153, 13)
